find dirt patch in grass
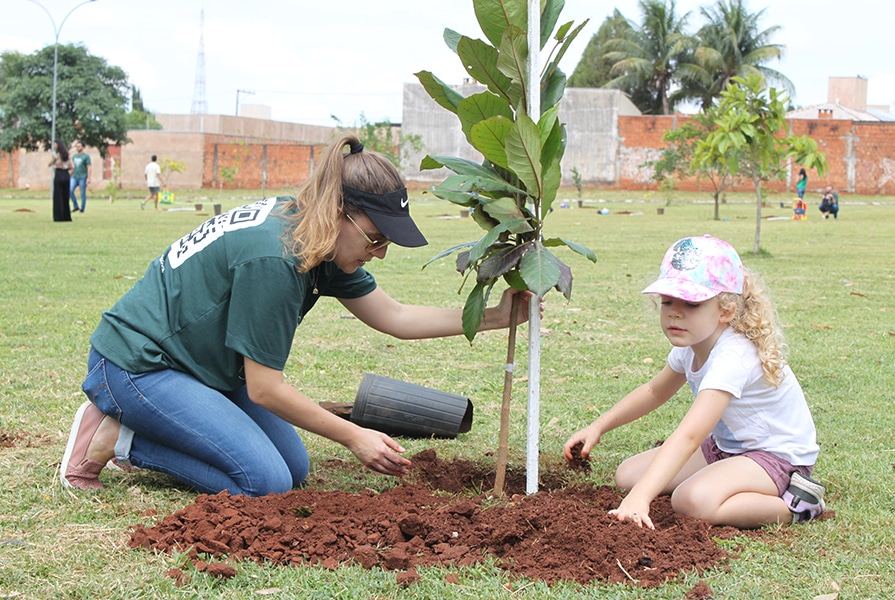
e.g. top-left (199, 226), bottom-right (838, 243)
top-left (128, 449), bottom-right (750, 591)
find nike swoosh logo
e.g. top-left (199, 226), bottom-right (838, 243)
top-left (401, 198), bottom-right (409, 208)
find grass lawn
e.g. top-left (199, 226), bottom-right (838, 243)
top-left (1, 187), bottom-right (893, 599)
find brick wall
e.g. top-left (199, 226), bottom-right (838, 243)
top-left (616, 115), bottom-right (895, 196)
top-left (203, 137), bottom-right (326, 191)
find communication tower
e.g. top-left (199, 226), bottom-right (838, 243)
top-left (190, 9), bottom-right (208, 114)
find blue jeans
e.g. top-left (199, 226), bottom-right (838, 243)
top-left (81, 348), bottom-right (309, 496)
top-left (70, 177), bottom-right (87, 211)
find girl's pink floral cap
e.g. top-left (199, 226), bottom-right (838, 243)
top-left (642, 235), bottom-right (744, 302)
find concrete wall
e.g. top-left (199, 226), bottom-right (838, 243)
top-left (156, 114), bottom-right (336, 143)
top-left (400, 83), bottom-right (640, 186)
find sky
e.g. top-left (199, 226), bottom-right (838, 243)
top-left (4, 0), bottom-right (894, 127)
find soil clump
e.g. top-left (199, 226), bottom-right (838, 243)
top-left (128, 449), bottom-right (749, 589)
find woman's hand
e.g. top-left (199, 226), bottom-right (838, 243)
top-left (562, 423), bottom-right (602, 462)
top-left (609, 496), bottom-right (655, 529)
top-left (482, 288), bottom-right (542, 330)
top-left (347, 428), bottom-right (412, 476)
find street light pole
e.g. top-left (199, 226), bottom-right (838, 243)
top-left (26, 0), bottom-right (98, 153)
top-left (235, 89), bottom-right (255, 116)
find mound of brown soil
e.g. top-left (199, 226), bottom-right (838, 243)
top-left (128, 450), bottom-right (748, 590)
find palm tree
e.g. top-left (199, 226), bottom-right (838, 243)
top-left (602, 0), bottom-right (695, 115)
top-left (684, 0), bottom-right (792, 110)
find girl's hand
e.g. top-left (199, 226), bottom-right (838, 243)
top-left (609, 497), bottom-right (655, 529)
top-left (348, 428), bottom-right (412, 476)
top-left (562, 423), bottom-right (602, 461)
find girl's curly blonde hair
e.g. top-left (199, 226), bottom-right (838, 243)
top-left (716, 270), bottom-right (788, 386)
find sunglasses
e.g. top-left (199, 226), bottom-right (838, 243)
top-left (345, 213), bottom-right (390, 249)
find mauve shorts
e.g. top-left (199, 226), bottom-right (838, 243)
top-left (700, 435), bottom-right (813, 496)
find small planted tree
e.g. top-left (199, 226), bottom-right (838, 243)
top-left (416, 0), bottom-right (593, 495)
top-left (651, 113), bottom-right (741, 220)
top-left (695, 75), bottom-right (827, 253)
top-left (160, 158), bottom-right (187, 188)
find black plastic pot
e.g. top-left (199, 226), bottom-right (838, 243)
top-left (350, 373), bottom-right (473, 438)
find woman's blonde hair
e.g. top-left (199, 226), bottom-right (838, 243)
top-left (284, 132), bottom-right (404, 272)
top-left (717, 270), bottom-right (788, 386)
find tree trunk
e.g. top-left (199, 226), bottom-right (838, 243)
top-left (493, 293), bottom-right (520, 497)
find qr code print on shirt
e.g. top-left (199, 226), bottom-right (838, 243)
top-left (166, 198), bottom-right (278, 269)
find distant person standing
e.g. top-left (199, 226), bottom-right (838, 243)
top-left (796, 168), bottom-right (807, 200)
top-left (49, 139), bottom-right (73, 222)
top-left (142, 155), bottom-right (165, 211)
top-left (70, 141), bottom-right (91, 213)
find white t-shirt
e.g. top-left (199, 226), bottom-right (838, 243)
top-left (667, 326), bottom-right (819, 466)
top-left (145, 161), bottom-right (162, 188)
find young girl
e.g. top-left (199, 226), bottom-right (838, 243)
top-left (563, 235), bottom-right (824, 529)
top-left (61, 133), bottom-right (533, 496)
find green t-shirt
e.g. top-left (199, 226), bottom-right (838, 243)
top-left (71, 152), bottom-right (91, 179)
top-left (90, 197), bottom-right (376, 391)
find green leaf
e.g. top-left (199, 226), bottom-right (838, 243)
top-left (519, 243), bottom-right (562, 298)
top-left (476, 243), bottom-right (528, 282)
top-left (461, 280), bottom-right (488, 342)
top-left (541, 67), bottom-right (566, 110)
top-left (470, 116), bottom-right (513, 168)
top-left (541, 0), bottom-right (565, 49)
top-left (468, 219), bottom-right (522, 263)
top-left (457, 37), bottom-right (513, 102)
top-left (481, 199), bottom-right (532, 230)
top-left (497, 25), bottom-right (528, 92)
top-left (505, 113), bottom-right (543, 198)
top-left (474, 0), bottom-right (527, 47)
top-left (553, 256), bottom-right (573, 299)
top-left (538, 105), bottom-right (560, 150)
top-left (540, 155), bottom-right (562, 214)
top-left (503, 269), bottom-right (528, 291)
top-left (429, 186), bottom-right (481, 206)
top-left (543, 237), bottom-right (597, 262)
top-left (421, 155), bottom-right (495, 178)
top-left (443, 28), bottom-right (462, 53)
top-left (458, 91), bottom-right (514, 141)
top-left (547, 19), bottom-right (588, 74)
top-left (414, 71), bottom-right (464, 115)
top-left (423, 241), bottom-right (477, 269)
top-left (471, 204), bottom-right (499, 231)
top-left (456, 250), bottom-right (472, 274)
top-left (424, 158), bottom-right (529, 196)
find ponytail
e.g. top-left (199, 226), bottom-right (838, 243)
top-left (284, 133), bottom-right (404, 271)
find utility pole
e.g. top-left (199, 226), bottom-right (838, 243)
top-left (235, 89), bottom-right (255, 116)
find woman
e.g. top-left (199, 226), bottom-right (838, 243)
top-left (48, 139), bottom-right (73, 222)
top-left (796, 168), bottom-right (807, 200)
top-left (61, 133), bottom-right (533, 496)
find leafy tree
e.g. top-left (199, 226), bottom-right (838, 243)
top-left (602, 0), bottom-right (695, 115)
top-left (684, 0), bottom-right (791, 109)
top-left (695, 75), bottom-right (826, 254)
top-left (160, 158), bottom-right (187, 187)
top-left (568, 9), bottom-right (657, 110)
top-left (331, 113), bottom-right (423, 169)
top-left (416, 0), bottom-right (593, 495)
top-left (125, 86), bottom-right (162, 131)
top-left (651, 112), bottom-right (741, 220)
top-left (0, 44), bottom-right (130, 156)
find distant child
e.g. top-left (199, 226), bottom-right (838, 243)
top-left (563, 235), bottom-right (825, 529)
